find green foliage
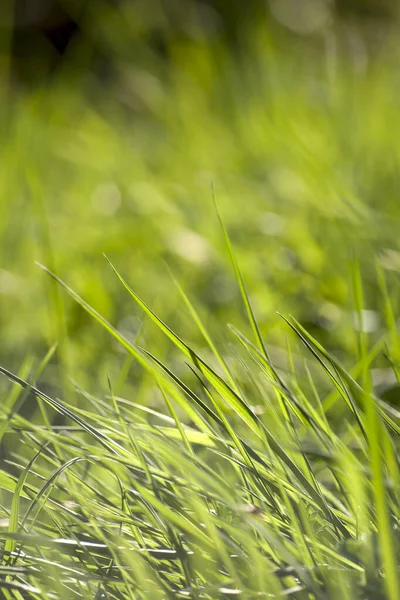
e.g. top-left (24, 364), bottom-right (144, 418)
top-left (2, 7), bottom-right (400, 394)
top-left (1, 252), bottom-right (400, 598)
top-left (1, 5), bottom-right (400, 598)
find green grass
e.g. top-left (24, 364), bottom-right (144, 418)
top-left (0, 253), bottom-right (399, 598)
top-left (1, 5), bottom-right (400, 598)
top-left (2, 12), bottom-right (400, 392)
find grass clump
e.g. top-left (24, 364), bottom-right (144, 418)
top-left (0, 251), bottom-right (399, 599)
top-left (2, 6), bottom-right (400, 598)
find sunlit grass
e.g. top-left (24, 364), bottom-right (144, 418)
top-left (1, 243), bottom-right (399, 598)
top-left (1, 6), bottom-right (400, 598)
top-left (2, 15), bottom-right (400, 393)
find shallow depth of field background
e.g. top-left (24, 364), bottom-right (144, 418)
top-left (1, 0), bottom-right (400, 409)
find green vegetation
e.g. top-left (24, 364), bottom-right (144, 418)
top-left (1, 254), bottom-right (400, 598)
top-left (1, 4), bottom-right (400, 598)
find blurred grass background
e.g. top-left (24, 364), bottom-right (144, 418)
top-left (1, 0), bottom-right (400, 404)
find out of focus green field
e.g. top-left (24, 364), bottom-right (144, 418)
top-left (0, 2), bottom-right (399, 395)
